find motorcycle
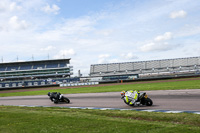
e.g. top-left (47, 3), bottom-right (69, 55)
top-left (121, 91), bottom-right (153, 106)
top-left (48, 92), bottom-right (70, 104)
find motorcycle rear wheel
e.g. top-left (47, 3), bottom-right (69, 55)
top-left (54, 99), bottom-right (59, 104)
top-left (124, 100), bottom-right (129, 105)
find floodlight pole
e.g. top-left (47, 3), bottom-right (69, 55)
top-left (32, 55), bottom-right (34, 61)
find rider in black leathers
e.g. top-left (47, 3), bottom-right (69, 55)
top-left (48, 92), bottom-right (61, 102)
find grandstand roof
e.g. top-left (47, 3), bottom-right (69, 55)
top-left (0, 58), bottom-right (71, 66)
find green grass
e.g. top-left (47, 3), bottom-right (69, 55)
top-left (0, 106), bottom-right (199, 133)
top-left (1, 79), bottom-right (200, 97)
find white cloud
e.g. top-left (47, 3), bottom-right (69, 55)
top-left (169, 10), bottom-right (187, 19)
top-left (154, 32), bottom-right (173, 42)
top-left (140, 42), bottom-right (155, 52)
top-left (8, 16), bottom-right (28, 30)
top-left (175, 25), bottom-right (200, 38)
top-left (53, 49), bottom-right (76, 59)
top-left (0, 1), bottom-right (21, 13)
top-left (95, 29), bottom-right (114, 36)
top-left (140, 32), bottom-right (175, 52)
top-left (97, 54), bottom-right (120, 64)
top-left (40, 46), bottom-right (56, 51)
top-left (140, 42), bottom-right (177, 52)
top-left (9, 2), bottom-right (21, 11)
top-left (98, 54), bottom-right (110, 58)
top-left (61, 16), bottom-right (96, 34)
top-left (98, 58), bottom-right (119, 64)
top-left (109, 59), bottom-right (119, 63)
top-left (0, 2), bottom-right (6, 13)
top-left (42, 4), bottom-right (60, 14)
top-left (121, 52), bottom-right (138, 60)
top-left (36, 16), bottom-right (96, 42)
top-left (98, 54), bottom-right (110, 64)
top-left (98, 58), bottom-right (107, 64)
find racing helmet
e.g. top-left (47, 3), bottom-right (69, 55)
top-left (121, 91), bottom-right (126, 97)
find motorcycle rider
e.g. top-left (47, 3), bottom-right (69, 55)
top-left (48, 92), bottom-right (62, 101)
top-left (58, 92), bottom-right (63, 99)
top-left (121, 90), bottom-right (140, 106)
top-left (48, 92), bottom-right (70, 104)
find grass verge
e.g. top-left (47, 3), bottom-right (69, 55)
top-left (1, 79), bottom-right (200, 97)
top-left (0, 106), bottom-right (200, 133)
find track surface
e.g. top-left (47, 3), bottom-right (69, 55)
top-left (1, 89), bottom-right (200, 111)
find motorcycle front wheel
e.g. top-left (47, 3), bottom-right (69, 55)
top-left (63, 97), bottom-right (70, 103)
top-left (145, 98), bottom-right (153, 106)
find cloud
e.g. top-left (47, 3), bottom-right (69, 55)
top-left (169, 10), bottom-right (187, 19)
top-left (9, 2), bottom-right (21, 11)
top-left (97, 54), bottom-right (120, 64)
top-left (98, 54), bottom-right (110, 58)
top-left (140, 32), bottom-right (175, 52)
top-left (98, 54), bottom-right (110, 64)
top-left (140, 42), bottom-right (170, 52)
top-left (95, 29), bottom-right (114, 36)
top-left (154, 32), bottom-right (173, 42)
top-left (41, 4), bottom-right (60, 14)
top-left (0, 1), bottom-right (22, 13)
top-left (121, 52), bottom-right (138, 60)
top-left (98, 58), bottom-right (107, 64)
top-left (36, 16), bottom-right (96, 42)
top-left (40, 46), bottom-right (56, 51)
top-left (9, 16), bottom-right (28, 30)
top-left (53, 49), bottom-right (76, 59)
top-left (0, 1), bottom-right (6, 13)
top-left (109, 59), bottom-right (119, 63)
top-left (175, 25), bottom-right (200, 38)
top-left (140, 42), bottom-right (154, 52)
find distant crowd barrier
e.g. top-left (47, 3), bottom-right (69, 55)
top-left (60, 82), bottom-right (99, 87)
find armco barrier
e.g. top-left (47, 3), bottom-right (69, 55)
top-left (60, 82), bottom-right (99, 87)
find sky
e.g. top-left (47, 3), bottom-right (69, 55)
top-left (0, 0), bottom-right (200, 76)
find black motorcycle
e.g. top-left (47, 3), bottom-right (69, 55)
top-left (138, 92), bottom-right (153, 106)
top-left (48, 92), bottom-right (70, 104)
top-left (121, 91), bottom-right (153, 106)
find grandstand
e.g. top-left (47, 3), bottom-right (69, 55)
top-left (90, 56), bottom-right (200, 81)
top-left (0, 59), bottom-right (80, 88)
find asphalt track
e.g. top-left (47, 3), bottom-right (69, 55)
top-left (1, 89), bottom-right (200, 112)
